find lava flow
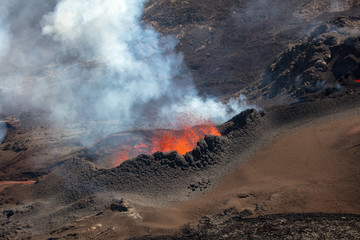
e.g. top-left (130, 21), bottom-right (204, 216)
top-left (0, 181), bottom-right (36, 193)
top-left (151, 122), bottom-right (221, 155)
top-left (111, 115), bottom-right (221, 166)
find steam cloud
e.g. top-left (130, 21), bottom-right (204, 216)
top-left (0, 3), bottom-right (10, 61)
top-left (0, 0), bottom-right (250, 144)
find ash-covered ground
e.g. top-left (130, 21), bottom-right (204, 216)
top-left (0, 1), bottom-right (360, 239)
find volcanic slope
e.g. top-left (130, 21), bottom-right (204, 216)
top-left (1, 93), bottom-right (360, 239)
top-left (1, 2), bottom-right (359, 183)
top-left (143, 0), bottom-right (360, 96)
top-left (252, 13), bottom-right (360, 103)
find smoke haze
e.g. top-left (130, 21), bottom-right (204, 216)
top-left (0, 0), bottom-right (249, 144)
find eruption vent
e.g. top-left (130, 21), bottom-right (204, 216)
top-left (152, 122), bottom-right (220, 155)
top-left (111, 114), bottom-right (221, 167)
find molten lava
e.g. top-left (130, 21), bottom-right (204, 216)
top-left (151, 123), bottom-right (220, 155)
top-left (111, 115), bottom-right (221, 166)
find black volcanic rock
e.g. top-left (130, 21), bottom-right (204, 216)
top-left (219, 109), bottom-right (264, 135)
top-left (129, 211), bottom-right (360, 240)
top-left (261, 16), bottom-right (360, 99)
top-left (110, 199), bottom-right (129, 212)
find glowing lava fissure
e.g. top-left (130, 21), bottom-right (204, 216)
top-left (111, 118), bottom-right (221, 167)
top-left (0, 181), bottom-right (36, 193)
top-left (152, 123), bottom-right (221, 155)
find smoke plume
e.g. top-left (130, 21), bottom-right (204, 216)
top-left (0, 0), bottom-right (250, 144)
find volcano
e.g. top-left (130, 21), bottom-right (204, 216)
top-left (111, 120), bottom-right (221, 167)
top-left (1, 1), bottom-right (360, 240)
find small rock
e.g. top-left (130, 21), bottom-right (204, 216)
top-left (4, 210), bottom-right (14, 219)
top-left (237, 193), bottom-right (250, 199)
top-left (110, 199), bottom-right (129, 212)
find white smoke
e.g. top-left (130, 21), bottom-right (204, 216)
top-left (159, 94), bottom-right (254, 128)
top-left (0, 0), bottom-right (250, 143)
top-left (39, 0), bottom-right (183, 123)
top-left (0, 3), bottom-right (10, 61)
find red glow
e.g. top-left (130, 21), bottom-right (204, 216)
top-left (355, 79), bottom-right (360, 83)
top-left (0, 180), bottom-right (36, 193)
top-left (111, 114), bottom-right (221, 166)
top-left (151, 123), bottom-right (220, 155)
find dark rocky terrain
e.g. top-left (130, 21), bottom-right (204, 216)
top-left (143, 0), bottom-right (360, 96)
top-left (130, 211), bottom-right (360, 240)
top-left (259, 15), bottom-right (360, 100)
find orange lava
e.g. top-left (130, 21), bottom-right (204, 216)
top-left (111, 114), bottom-right (221, 166)
top-left (151, 123), bottom-right (220, 155)
top-left (0, 180), bottom-right (36, 193)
